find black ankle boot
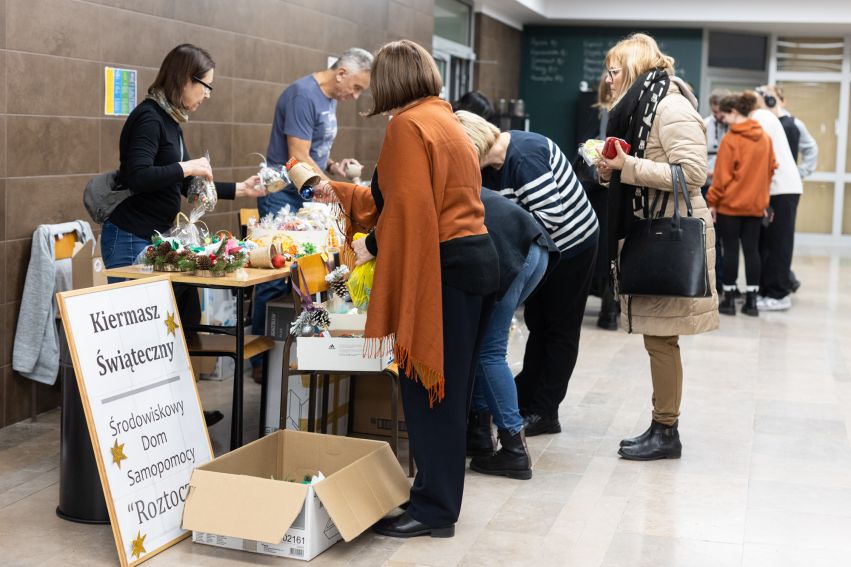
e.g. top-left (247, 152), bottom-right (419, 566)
top-left (618, 420), bottom-right (682, 461)
top-left (466, 410), bottom-right (495, 457)
top-left (470, 428), bottom-right (532, 480)
top-left (597, 284), bottom-right (619, 330)
top-left (619, 421), bottom-right (653, 447)
top-left (742, 291), bottom-right (759, 316)
top-left (719, 290), bottom-right (737, 316)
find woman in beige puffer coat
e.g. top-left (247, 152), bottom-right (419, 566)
top-left (597, 33), bottom-right (719, 461)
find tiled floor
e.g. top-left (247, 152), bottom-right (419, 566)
top-left (2, 250), bottom-right (851, 566)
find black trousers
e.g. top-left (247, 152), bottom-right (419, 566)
top-left (400, 284), bottom-right (492, 527)
top-left (760, 194), bottom-right (800, 299)
top-left (516, 241), bottom-right (596, 420)
top-left (716, 214), bottom-right (762, 287)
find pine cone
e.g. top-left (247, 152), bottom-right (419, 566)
top-left (196, 255), bottom-right (212, 270)
top-left (145, 246), bottom-right (157, 261)
top-left (165, 250), bottom-right (179, 264)
top-left (157, 241), bottom-right (172, 255)
top-left (331, 279), bottom-right (351, 301)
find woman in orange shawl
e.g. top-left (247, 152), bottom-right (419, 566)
top-left (315, 40), bottom-right (498, 538)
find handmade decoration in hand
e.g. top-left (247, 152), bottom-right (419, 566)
top-left (253, 153), bottom-right (289, 193)
top-left (187, 151), bottom-right (218, 212)
top-left (285, 158), bottom-right (320, 199)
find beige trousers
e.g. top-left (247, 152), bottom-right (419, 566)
top-left (643, 335), bottom-right (683, 426)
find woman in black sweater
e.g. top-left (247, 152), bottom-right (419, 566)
top-left (104, 44), bottom-right (263, 268)
top-left (103, 45), bottom-right (264, 425)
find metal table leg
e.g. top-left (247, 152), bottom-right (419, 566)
top-left (230, 288), bottom-right (245, 450)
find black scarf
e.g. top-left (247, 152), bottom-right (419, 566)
top-left (605, 69), bottom-right (670, 262)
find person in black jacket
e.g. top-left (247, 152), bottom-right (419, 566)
top-left (102, 44), bottom-right (266, 425)
top-left (468, 188), bottom-right (558, 480)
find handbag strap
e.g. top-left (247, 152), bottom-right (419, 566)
top-left (671, 164), bottom-right (694, 218)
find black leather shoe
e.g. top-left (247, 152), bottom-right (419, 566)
top-left (203, 410), bottom-right (224, 427)
top-left (619, 422), bottom-right (653, 447)
top-left (719, 291), bottom-right (736, 316)
top-left (372, 511), bottom-right (454, 538)
top-left (466, 410), bottom-right (495, 457)
top-left (470, 428), bottom-right (532, 480)
top-left (742, 291), bottom-right (759, 317)
top-left (618, 420), bottom-right (681, 461)
top-left (523, 414), bottom-right (561, 437)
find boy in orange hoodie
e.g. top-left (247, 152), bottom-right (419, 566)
top-left (708, 92), bottom-right (777, 316)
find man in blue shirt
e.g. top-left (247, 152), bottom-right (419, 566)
top-left (252, 48), bottom-right (373, 379)
top-left (260, 47), bottom-right (373, 216)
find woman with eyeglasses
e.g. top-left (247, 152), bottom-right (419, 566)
top-left (595, 33), bottom-right (718, 461)
top-left (102, 44), bottom-right (265, 425)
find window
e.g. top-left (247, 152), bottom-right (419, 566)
top-left (776, 37), bottom-right (844, 73)
top-left (434, 0), bottom-right (472, 47)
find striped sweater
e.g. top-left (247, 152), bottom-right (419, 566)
top-left (481, 131), bottom-right (598, 258)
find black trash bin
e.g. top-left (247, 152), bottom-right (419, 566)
top-left (56, 366), bottom-right (109, 524)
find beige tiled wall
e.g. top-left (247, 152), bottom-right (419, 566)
top-left (0, 0), bottom-right (435, 428)
top-left (473, 12), bottom-right (522, 104)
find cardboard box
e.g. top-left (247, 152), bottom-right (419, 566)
top-left (183, 430), bottom-right (410, 561)
top-left (71, 238), bottom-right (107, 289)
top-left (351, 377), bottom-right (408, 439)
top-left (265, 337), bottom-right (350, 436)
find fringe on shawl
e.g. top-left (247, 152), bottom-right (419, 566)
top-left (364, 334), bottom-right (446, 408)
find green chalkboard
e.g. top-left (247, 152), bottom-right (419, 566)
top-left (521, 27), bottom-right (703, 155)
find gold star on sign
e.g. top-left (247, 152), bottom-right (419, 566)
top-left (130, 531), bottom-right (147, 560)
top-left (164, 311), bottom-right (180, 336)
top-left (111, 439), bottom-right (127, 469)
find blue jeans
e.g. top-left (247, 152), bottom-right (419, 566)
top-left (251, 186), bottom-right (304, 365)
top-left (472, 243), bottom-right (549, 434)
top-left (101, 221), bottom-right (150, 277)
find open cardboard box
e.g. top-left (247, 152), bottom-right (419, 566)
top-left (71, 237), bottom-right (107, 289)
top-left (182, 430), bottom-right (410, 561)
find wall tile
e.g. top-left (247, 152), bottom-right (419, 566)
top-left (5, 240), bottom-right (28, 306)
top-left (99, 118), bottom-right (124, 172)
top-left (5, 367), bottom-right (33, 426)
top-left (2, 303), bottom-right (15, 372)
top-left (182, 122), bottom-right (233, 168)
top-left (0, 50), bottom-right (6, 113)
top-left (387, 2), bottom-right (417, 41)
top-left (5, 176), bottom-right (90, 240)
top-left (232, 124), bottom-right (272, 168)
top-left (323, 16), bottom-right (367, 56)
top-left (6, 0), bottom-right (101, 59)
top-left (233, 81), bottom-right (282, 125)
top-left (6, 117), bottom-right (100, 177)
top-left (173, 0), bottom-right (285, 42)
top-left (0, 116), bottom-right (5, 178)
top-left (0, 181), bottom-right (5, 242)
top-left (0, 302), bottom-right (7, 373)
top-left (6, 53), bottom-right (102, 117)
top-left (180, 24), bottom-right (236, 79)
top-left (99, 8), bottom-right (178, 68)
top-left (281, 46), bottom-right (328, 85)
top-left (286, 5), bottom-right (327, 52)
top-left (0, 0), bottom-right (5, 48)
top-left (192, 77), bottom-right (233, 124)
top-left (87, 0), bottom-right (174, 18)
top-left (331, 128), bottom-right (358, 162)
top-left (0, 367), bottom-right (5, 427)
top-left (233, 36), bottom-right (285, 83)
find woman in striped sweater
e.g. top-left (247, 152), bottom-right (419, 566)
top-left (456, 111), bottom-right (599, 437)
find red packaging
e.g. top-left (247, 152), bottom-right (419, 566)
top-left (602, 137), bottom-right (631, 159)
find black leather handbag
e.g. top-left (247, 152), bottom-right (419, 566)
top-left (618, 164), bottom-right (710, 298)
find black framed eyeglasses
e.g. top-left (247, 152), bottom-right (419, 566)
top-left (192, 76), bottom-right (214, 94)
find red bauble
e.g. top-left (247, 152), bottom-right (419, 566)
top-left (271, 254), bottom-right (285, 269)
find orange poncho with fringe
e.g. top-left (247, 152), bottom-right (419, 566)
top-left (330, 97), bottom-right (487, 406)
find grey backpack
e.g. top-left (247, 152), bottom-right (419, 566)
top-left (83, 170), bottom-right (131, 224)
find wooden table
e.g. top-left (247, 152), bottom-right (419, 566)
top-left (105, 265), bottom-right (290, 449)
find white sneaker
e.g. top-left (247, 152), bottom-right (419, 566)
top-left (757, 295), bottom-right (792, 311)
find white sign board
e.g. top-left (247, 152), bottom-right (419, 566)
top-left (58, 277), bottom-right (213, 567)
